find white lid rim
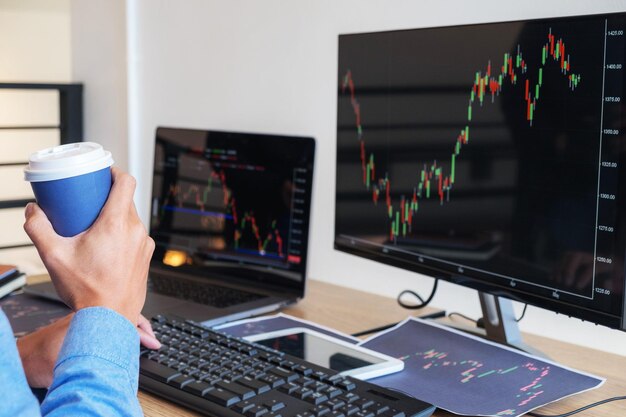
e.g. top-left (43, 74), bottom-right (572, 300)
top-left (25, 153), bottom-right (114, 182)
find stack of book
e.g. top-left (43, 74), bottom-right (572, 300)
top-left (0, 265), bottom-right (26, 299)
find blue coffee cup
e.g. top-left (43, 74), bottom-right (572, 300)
top-left (24, 142), bottom-right (115, 237)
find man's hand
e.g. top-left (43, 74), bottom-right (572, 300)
top-left (17, 313), bottom-right (161, 388)
top-left (24, 168), bottom-right (155, 325)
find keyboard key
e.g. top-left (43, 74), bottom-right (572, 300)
top-left (336, 379), bottom-right (356, 391)
top-left (294, 364), bottom-right (313, 376)
top-left (305, 392), bottom-right (329, 405)
top-left (239, 366), bottom-right (256, 376)
top-left (270, 357), bottom-right (288, 366)
top-left (262, 400), bottom-right (285, 412)
top-left (226, 373), bottom-right (244, 383)
top-left (321, 386), bottom-right (342, 399)
top-left (245, 405), bottom-right (269, 417)
top-left (337, 405), bottom-right (359, 416)
top-left (327, 411), bottom-right (346, 417)
top-left (183, 380), bottom-right (213, 396)
top-left (249, 370), bottom-right (266, 380)
top-left (260, 374), bottom-right (285, 388)
top-left (338, 393), bottom-right (360, 404)
top-left (184, 367), bottom-right (201, 378)
top-left (270, 367), bottom-right (298, 382)
top-left (295, 376), bottom-right (315, 387)
top-left (310, 405), bottom-right (331, 417)
top-left (168, 374), bottom-right (195, 389)
top-left (282, 360), bottom-right (298, 369)
top-left (152, 315), bottom-right (166, 323)
top-left (353, 399), bottom-right (374, 410)
top-left (164, 359), bottom-right (180, 368)
top-left (353, 411), bottom-right (374, 417)
top-left (311, 371), bottom-right (330, 381)
top-left (203, 387), bottom-right (241, 407)
top-left (278, 382), bottom-right (300, 394)
top-left (311, 381), bottom-right (330, 392)
top-left (326, 398), bottom-right (346, 410)
top-left (203, 374), bottom-right (222, 385)
top-left (233, 400), bottom-right (256, 414)
top-left (293, 387), bottom-right (314, 400)
top-left (240, 346), bottom-right (258, 356)
top-left (139, 358), bottom-right (181, 383)
top-left (216, 380), bottom-right (256, 400)
top-left (369, 403), bottom-right (389, 415)
top-left (238, 376), bottom-right (271, 394)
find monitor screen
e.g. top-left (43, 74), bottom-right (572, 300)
top-left (151, 127), bottom-right (315, 292)
top-left (335, 13), bottom-right (626, 329)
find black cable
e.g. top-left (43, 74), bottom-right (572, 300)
top-left (397, 279), bottom-right (439, 310)
top-left (516, 303), bottom-right (528, 322)
top-left (527, 395), bottom-right (626, 417)
top-left (448, 312), bottom-right (478, 324)
top-left (448, 302), bottom-right (528, 327)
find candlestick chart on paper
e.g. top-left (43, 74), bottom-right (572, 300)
top-left (360, 319), bottom-right (603, 417)
top-left (0, 293), bottom-right (71, 337)
top-left (340, 27), bottom-right (583, 243)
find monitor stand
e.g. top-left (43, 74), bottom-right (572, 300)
top-left (441, 292), bottom-right (548, 358)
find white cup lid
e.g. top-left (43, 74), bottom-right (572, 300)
top-left (24, 142), bottom-right (114, 182)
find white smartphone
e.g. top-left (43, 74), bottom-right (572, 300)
top-left (245, 327), bottom-right (404, 380)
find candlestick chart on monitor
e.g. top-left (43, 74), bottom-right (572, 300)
top-left (341, 28), bottom-right (582, 243)
top-left (335, 13), bottom-right (625, 309)
top-left (152, 135), bottom-right (311, 270)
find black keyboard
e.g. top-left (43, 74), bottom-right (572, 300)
top-left (140, 315), bottom-right (435, 417)
top-left (149, 276), bottom-right (267, 308)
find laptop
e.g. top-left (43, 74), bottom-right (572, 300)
top-left (26, 127), bottom-right (315, 326)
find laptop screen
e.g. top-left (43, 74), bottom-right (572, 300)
top-left (150, 127), bottom-right (315, 294)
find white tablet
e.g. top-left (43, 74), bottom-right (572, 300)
top-left (245, 327), bottom-right (404, 380)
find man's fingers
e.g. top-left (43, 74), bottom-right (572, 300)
top-left (137, 314), bottom-right (157, 339)
top-left (23, 203), bottom-right (63, 255)
top-left (137, 314), bottom-right (160, 349)
top-left (138, 327), bottom-right (161, 350)
top-left (100, 168), bottom-right (137, 218)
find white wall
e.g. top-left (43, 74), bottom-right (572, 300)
top-left (0, 0), bottom-right (71, 83)
top-left (71, 1), bottom-right (129, 170)
top-left (81, 0), bottom-right (626, 356)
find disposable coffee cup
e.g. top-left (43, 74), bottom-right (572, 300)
top-left (24, 142), bottom-right (114, 237)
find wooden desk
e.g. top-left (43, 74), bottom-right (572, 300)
top-left (138, 280), bottom-right (626, 416)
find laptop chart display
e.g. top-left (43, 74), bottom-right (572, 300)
top-left (150, 127), bottom-right (315, 292)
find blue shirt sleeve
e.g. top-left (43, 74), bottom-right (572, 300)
top-left (41, 307), bottom-right (142, 417)
top-left (0, 308), bottom-right (40, 416)
top-left (0, 307), bottom-right (142, 417)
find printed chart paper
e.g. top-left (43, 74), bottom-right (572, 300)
top-left (360, 318), bottom-right (604, 417)
top-left (0, 292), bottom-right (70, 337)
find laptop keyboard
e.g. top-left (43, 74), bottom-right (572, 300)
top-left (149, 276), bottom-right (267, 308)
top-left (139, 315), bottom-right (436, 417)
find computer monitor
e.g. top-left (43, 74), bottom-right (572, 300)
top-left (334, 11), bottom-right (626, 348)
